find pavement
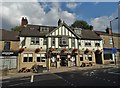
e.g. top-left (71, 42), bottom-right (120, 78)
top-left (0, 64), bottom-right (119, 80)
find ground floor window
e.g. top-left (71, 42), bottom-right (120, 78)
top-left (0, 56), bottom-right (17, 69)
top-left (80, 55), bottom-right (83, 61)
top-left (36, 54), bottom-right (46, 62)
top-left (104, 54), bottom-right (113, 60)
top-left (23, 54), bottom-right (33, 62)
top-left (88, 57), bottom-right (92, 61)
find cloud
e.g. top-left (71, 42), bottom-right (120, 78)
top-left (1, 2), bottom-right (76, 30)
top-left (66, 2), bottom-right (78, 9)
top-left (90, 10), bottom-right (118, 33)
top-left (93, 2), bottom-right (100, 5)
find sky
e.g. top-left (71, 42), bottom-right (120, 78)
top-left (0, 0), bottom-right (119, 33)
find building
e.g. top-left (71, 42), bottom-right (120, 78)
top-left (18, 18), bottom-right (103, 70)
top-left (95, 28), bottom-right (120, 64)
top-left (0, 29), bottom-right (19, 70)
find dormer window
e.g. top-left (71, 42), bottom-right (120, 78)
top-left (31, 37), bottom-right (39, 45)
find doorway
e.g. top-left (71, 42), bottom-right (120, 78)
top-left (95, 52), bottom-right (102, 64)
top-left (60, 56), bottom-right (68, 66)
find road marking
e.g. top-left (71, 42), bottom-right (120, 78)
top-left (9, 81), bottom-right (30, 87)
top-left (20, 78), bottom-right (30, 80)
top-left (108, 72), bottom-right (120, 75)
top-left (2, 80), bottom-right (10, 83)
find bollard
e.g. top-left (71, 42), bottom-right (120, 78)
top-left (30, 75), bottom-right (34, 82)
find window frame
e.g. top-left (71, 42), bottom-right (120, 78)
top-left (31, 37), bottom-right (39, 45)
top-left (85, 42), bottom-right (91, 47)
top-left (4, 41), bottom-right (10, 50)
top-left (59, 37), bottom-right (68, 46)
top-left (71, 38), bottom-right (75, 47)
top-left (109, 38), bottom-right (113, 44)
top-left (43, 38), bottom-right (47, 45)
top-left (23, 54), bottom-right (33, 62)
top-left (95, 43), bottom-right (100, 47)
top-left (51, 37), bottom-right (55, 46)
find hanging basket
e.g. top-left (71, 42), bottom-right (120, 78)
top-left (96, 49), bottom-right (102, 54)
top-left (84, 48), bottom-right (90, 54)
top-left (60, 48), bottom-right (66, 53)
top-left (35, 48), bottom-right (40, 53)
top-left (18, 48), bottom-right (24, 53)
top-left (72, 48), bottom-right (78, 53)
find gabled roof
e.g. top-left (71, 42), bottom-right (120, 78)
top-left (20, 24), bottom-right (56, 37)
top-left (79, 29), bottom-right (102, 40)
top-left (20, 27), bottom-right (47, 37)
top-left (0, 29), bottom-right (19, 41)
top-left (46, 22), bottom-right (81, 38)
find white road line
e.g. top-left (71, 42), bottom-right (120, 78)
top-left (20, 78), bottom-right (30, 80)
top-left (2, 80), bottom-right (10, 83)
top-left (108, 72), bottom-right (120, 75)
top-left (9, 81), bottom-right (30, 87)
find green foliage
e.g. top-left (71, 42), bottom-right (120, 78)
top-left (71, 20), bottom-right (93, 30)
top-left (11, 26), bottom-right (21, 31)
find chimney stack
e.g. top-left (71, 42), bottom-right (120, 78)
top-left (106, 27), bottom-right (112, 35)
top-left (58, 19), bottom-right (62, 26)
top-left (21, 17), bottom-right (28, 27)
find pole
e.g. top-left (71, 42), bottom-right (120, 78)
top-left (110, 17), bottom-right (118, 65)
top-left (30, 75), bottom-right (34, 82)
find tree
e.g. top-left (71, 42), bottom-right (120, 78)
top-left (11, 26), bottom-right (21, 31)
top-left (71, 20), bottom-right (93, 30)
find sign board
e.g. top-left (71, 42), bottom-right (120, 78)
top-left (112, 48), bottom-right (117, 54)
top-left (2, 51), bottom-right (18, 56)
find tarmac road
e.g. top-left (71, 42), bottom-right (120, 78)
top-left (1, 67), bottom-right (120, 87)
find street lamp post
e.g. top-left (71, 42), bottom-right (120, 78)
top-left (110, 17), bottom-right (118, 65)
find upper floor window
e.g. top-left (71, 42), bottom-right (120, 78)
top-left (59, 37), bottom-right (68, 46)
top-left (109, 38), bottom-right (113, 44)
top-left (95, 43), bottom-right (100, 47)
top-left (85, 42), bottom-right (91, 47)
top-left (4, 41), bottom-right (10, 50)
top-left (43, 38), bottom-right (47, 45)
top-left (52, 37), bottom-right (55, 46)
top-left (78, 41), bottom-right (81, 46)
top-left (31, 37), bottom-right (39, 45)
top-left (71, 38), bottom-right (75, 47)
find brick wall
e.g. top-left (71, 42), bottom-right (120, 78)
top-left (10, 41), bottom-right (19, 51)
top-left (0, 41), bottom-right (3, 50)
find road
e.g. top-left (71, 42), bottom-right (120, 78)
top-left (1, 67), bottom-right (120, 87)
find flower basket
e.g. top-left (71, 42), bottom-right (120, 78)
top-left (35, 48), bottom-right (40, 53)
top-left (60, 48), bottom-right (66, 53)
top-left (72, 48), bottom-right (78, 53)
top-left (96, 49), bottom-right (102, 54)
top-left (50, 48), bottom-right (55, 51)
top-left (18, 48), bottom-right (24, 53)
top-left (84, 48), bottom-right (90, 54)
